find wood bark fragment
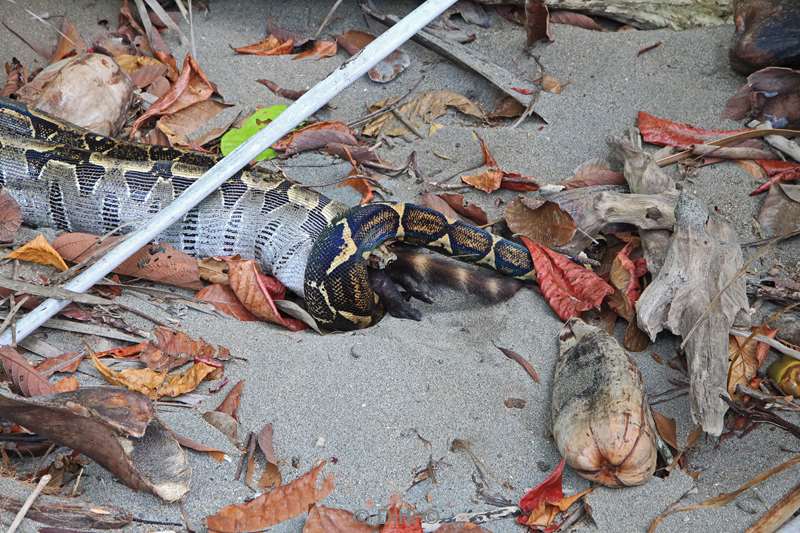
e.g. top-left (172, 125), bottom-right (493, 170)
top-left (608, 130), bottom-right (677, 275)
top-left (476, 0), bottom-right (732, 30)
top-left (636, 191), bottom-right (750, 435)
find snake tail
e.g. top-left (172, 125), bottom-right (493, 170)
top-left (304, 202), bottom-right (537, 331)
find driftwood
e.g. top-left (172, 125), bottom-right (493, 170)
top-left (475, 0), bottom-right (732, 30)
top-left (0, 386), bottom-right (190, 501)
top-left (0, 476), bottom-right (131, 529)
top-left (637, 191), bottom-right (750, 436)
top-left (609, 131), bottom-right (677, 275)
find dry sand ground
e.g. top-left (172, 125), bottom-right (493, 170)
top-left (1, 1), bottom-right (799, 532)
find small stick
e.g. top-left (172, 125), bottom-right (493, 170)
top-left (749, 120), bottom-right (800, 162)
top-left (314, 0), bottom-right (344, 38)
top-left (492, 342), bottom-right (540, 383)
top-left (730, 329), bottom-right (800, 360)
top-left (7, 474), bottom-right (51, 533)
top-left (688, 144), bottom-right (778, 161)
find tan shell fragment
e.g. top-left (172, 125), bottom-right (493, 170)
top-left (551, 318), bottom-right (656, 487)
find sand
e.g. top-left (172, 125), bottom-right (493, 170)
top-left (0, 1), bottom-right (798, 532)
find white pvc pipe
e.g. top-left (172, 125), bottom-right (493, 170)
top-left (0, 0), bottom-right (458, 346)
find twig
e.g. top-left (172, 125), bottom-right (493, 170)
top-left (0, 312), bottom-right (149, 343)
top-left (7, 473), bottom-right (51, 533)
top-left (746, 481), bottom-right (800, 532)
top-left (656, 127), bottom-right (800, 167)
top-left (493, 342), bottom-right (540, 383)
top-left (688, 144), bottom-right (778, 161)
top-left (510, 96), bottom-right (538, 129)
top-left (722, 395), bottom-right (800, 439)
top-left (749, 120), bottom-right (800, 162)
top-left (742, 228), bottom-right (800, 247)
top-left (736, 384), bottom-right (800, 412)
top-left (730, 329), bottom-right (800, 360)
top-left (314, 0), bottom-right (344, 38)
top-left (347, 76), bottom-right (424, 128)
top-left (0, 295), bottom-right (28, 338)
top-left (391, 108), bottom-right (424, 139)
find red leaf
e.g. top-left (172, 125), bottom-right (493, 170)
top-left (525, 0), bottom-right (553, 46)
top-left (381, 506), bottom-right (423, 532)
top-left (563, 158), bottom-right (625, 189)
top-left (637, 111), bottom-right (748, 148)
top-left (272, 121), bottom-right (357, 154)
top-left (438, 194), bottom-right (488, 225)
top-left (500, 173), bottom-right (540, 192)
top-left (607, 240), bottom-right (647, 321)
top-left (196, 283), bottom-right (259, 321)
top-left (518, 459), bottom-right (565, 518)
top-left (750, 166), bottom-right (800, 195)
top-left (757, 159), bottom-right (800, 176)
top-left (226, 259), bottom-right (306, 331)
top-left (521, 237), bottom-right (613, 320)
top-left (215, 379), bottom-right (244, 420)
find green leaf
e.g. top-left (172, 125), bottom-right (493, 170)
top-left (220, 105), bottom-right (289, 161)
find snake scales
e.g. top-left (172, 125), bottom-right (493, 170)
top-left (0, 97), bottom-right (537, 331)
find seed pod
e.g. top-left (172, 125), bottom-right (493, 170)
top-left (551, 318), bottom-right (656, 487)
top-left (768, 355), bottom-right (800, 397)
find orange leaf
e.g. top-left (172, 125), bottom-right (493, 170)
top-left (0, 346), bottom-right (55, 397)
top-left (505, 198), bottom-right (576, 248)
top-left (226, 259), bottom-right (306, 331)
top-left (131, 54), bottom-right (214, 136)
top-left (52, 375), bottom-right (80, 393)
top-left (7, 234), bottom-right (69, 271)
top-left (518, 459), bottom-right (565, 525)
top-left (521, 237), bottom-right (613, 320)
top-left (652, 409), bottom-right (678, 450)
top-left (304, 506), bottom-right (378, 533)
top-left (462, 168), bottom-right (503, 193)
top-left (340, 177), bottom-right (375, 205)
top-left (49, 19), bottom-right (86, 63)
top-left (234, 35), bottom-right (294, 56)
top-left (0, 190), bottom-right (22, 242)
top-left (381, 506), bottom-right (423, 533)
top-left (197, 283), bottom-right (258, 321)
top-left (607, 239), bottom-right (647, 322)
top-left (293, 40), bottom-right (337, 60)
top-left (92, 355), bottom-right (219, 400)
top-left (35, 351), bottom-right (84, 376)
top-left (206, 462), bottom-right (334, 532)
top-left (727, 326), bottom-right (778, 398)
top-left (214, 379), bottom-right (245, 419)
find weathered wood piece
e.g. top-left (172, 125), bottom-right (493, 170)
top-left (476, 0), bottom-right (732, 30)
top-left (636, 191), bottom-right (750, 436)
top-left (552, 318), bottom-right (657, 487)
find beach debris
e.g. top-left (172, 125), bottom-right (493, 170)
top-left (206, 461), bottom-right (334, 532)
top-left (0, 385), bottom-right (190, 501)
top-left (337, 30), bottom-right (410, 83)
top-left (437, 193), bottom-right (489, 225)
top-left (220, 105), bottom-right (288, 161)
top-left (53, 232), bottom-right (202, 289)
top-left (505, 197), bottom-right (576, 248)
top-left (257, 79), bottom-right (308, 100)
top-left (516, 459), bottom-right (592, 529)
top-left (0, 346), bottom-right (55, 396)
top-left (724, 67), bottom-right (800, 129)
top-left (93, 354), bottom-right (221, 399)
top-left (637, 191), bottom-right (749, 436)
top-left (745, 481), bottom-right (800, 532)
top-left (273, 120), bottom-right (360, 156)
top-left (461, 134), bottom-right (540, 193)
top-left (304, 505), bottom-right (377, 532)
top-left (362, 4), bottom-right (538, 109)
top-left (233, 23), bottom-right (336, 60)
top-left (15, 53), bottom-right (132, 137)
top-left (727, 326), bottom-right (777, 398)
top-left (524, 0), bottom-right (553, 46)
top-left (494, 343), bottom-right (540, 383)
top-left (552, 319), bottom-right (657, 486)
top-left (757, 183), bottom-right (800, 237)
top-left (203, 379), bottom-right (244, 445)
top-left (362, 90), bottom-right (483, 137)
top-left (768, 355), bottom-right (800, 396)
top-left (729, 0), bottom-right (800, 74)
top-left (521, 238), bottom-right (613, 320)
top-left (7, 234), bottom-right (69, 272)
top-left (549, 10), bottom-right (604, 31)
top-left (197, 283), bottom-right (259, 321)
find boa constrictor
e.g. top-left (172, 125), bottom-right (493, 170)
top-left (0, 98), bottom-right (537, 331)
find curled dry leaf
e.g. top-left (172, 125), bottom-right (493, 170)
top-left (197, 283), bottom-right (259, 321)
top-left (0, 189), bottom-right (22, 241)
top-left (525, 0), bottom-right (553, 46)
top-left (0, 385), bottom-right (190, 501)
top-left (420, 192), bottom-right (462, 221)
top-left (49, 19), bottom-right (87, 64)
top-left (549, 10), bottom-right (603, 31)
top-left (521, 237), bottom-right (613, 320)
top-left (724, 67), bottom-right (800, 128)
top-left (131, 54), bottom-right (215, 136)
top-left (215, 379), bottom-right (244, 419)
top-left (727, 325), bottom-right (778, 398)
top-left (303, 505), bottom-right (378, 533)
top-left (138, 326), bottom-right (231, 371)
top-left (750, 164), bottom-right (800, 195)
top-left (2, 57), bottom-right (26, 98)
top-left (257, 423), bottom-right (282, 490)
top-left (53, 375), bottom-right (80, 393)
top-left (462, 168), bottom-right (503, 193)
top-left (461, 134), bottom-right (539, 193)
top-left (651, 409), bottom-right (678, 451)
top-left (337, 30), bottom-right (410, 83)
top-left (293, 40), bottom-right (338, 60)
top-left (234, 34), bottom-right (295, 56)
top-left (517, 458), bottom-right (591, 529)
top-left (488, 95), bottom-right (525, 120)
top-left (155, 99), bottom-right (230, 149)
top-left (607, 239), bottom-right (648, 322)
top-left (35, 351), bottom-right (84, 376)
top-left (7, 233), bottom-right (69, 271)
top-left (438, 193), bottom-right (488, 226)
top-left (198, 257), bottom-right (230, 284)
top-left (362, 90), bottom-right (483, 137)
top-left (206, 461), bottom-right (334, 532)
top-left (227, 259), bottom-right (307, 331)
top-left (115, 54), bottom-right (167, 88)
top-left (92, 356), bottom-right (220, 400)
top-left (505, 198), bottom-right (576, 248)
top-left (273, 121), bottom-right (358, 155)
top-left (53, 233), bottom-right (202, 289)
top-left (173, 432), bottom-right (227, 462)
top-left (637, 111), bottom-right (747, 148)
top-left (0, 346), bottom-right (55, 397)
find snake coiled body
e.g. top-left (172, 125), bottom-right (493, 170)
top-left (0, 98), bottom-right (537, 331)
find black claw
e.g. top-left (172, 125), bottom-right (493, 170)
top-left (368, 268), bottom-right (425, 321)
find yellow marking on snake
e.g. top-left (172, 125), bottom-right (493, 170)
top-left (428, 233), bottom-right (453, 254)
top-left (391, 203), bottom-right (406, 238)
top-left (326, 220), bottom-right (359, 275)
top-left (337, 310), bottom-right (373, 328)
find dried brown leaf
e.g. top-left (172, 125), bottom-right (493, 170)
top-left (362, 90), bottom-right (482, 137)
top-left (116, 54), bottom-right (167, 88)
top-left (227, 259), bottom-right (306, 331)
top-left (438, 193), bottom-right (488, 226)
top-left (727, 326), bottom-right (778, 398)
top-left (197, 283), bottom-right (258, 321)
top-left (50, 19), bottom-right (87, 64)
top-left (337, 30), bottom-right (409, 83)
top-left (563, 158), bottom-right (626, 189)
top-left (215, 379), bottom-right (244, 419)
top-left (0, 190), bottom-right (22, 242)
top-left (0, 346), bottom-right (55, 396)
top-left (549, 10), bottom-right (603, 31)
top-left (525, 0), bottom-right (553, 46)
top-left (206, 461), bottom-right (334, 532)
top-left (505, 198), bottom-right (576, 247)
top-left (155, 99), bottom-right (229, 148)
top-left (92, 355), bottom-right (219, 400)
top-left (35, 351), bottom-right (84, 376)
top-left (461, 168), bottom-right (503, 193)
top-left (651, 409), bottom-right (678, 450)
top-left (757, 183), bottom-right (800, 237)
top-left (233, 34), bottom-right (295, 56)
top-left (304, 505), bottom-right (378, 532)
top-left (488, 96), bottom-right (525, 119)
